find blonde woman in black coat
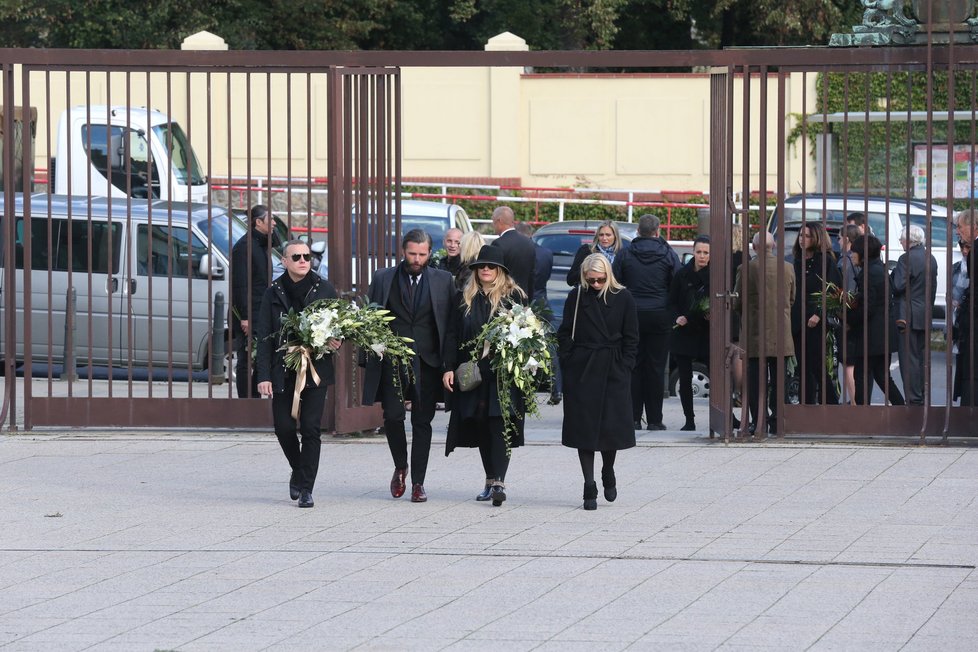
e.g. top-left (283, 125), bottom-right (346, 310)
top-left (558, 253), bottom-right (639, 511)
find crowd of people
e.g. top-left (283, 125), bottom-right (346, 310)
top-left (231, 201), bottom-right (977, 509)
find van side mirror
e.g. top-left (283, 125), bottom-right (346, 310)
top-left (199, 254), bottom-right (224, 279)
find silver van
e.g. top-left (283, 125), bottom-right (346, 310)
top-left (0, 194), bottom-right (237, 371)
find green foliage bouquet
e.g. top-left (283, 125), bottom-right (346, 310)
top-left (465, 302), bottom-right (555, 456)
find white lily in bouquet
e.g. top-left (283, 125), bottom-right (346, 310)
top-left (278, 298), bottom-right (415, 383)
top-left (464, 301), bottom-right (555, 456)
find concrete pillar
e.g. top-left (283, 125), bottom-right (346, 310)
top-left (485, 32), bottom-right (527, 179)
top-left (181, 31), bottom-right (228, 51)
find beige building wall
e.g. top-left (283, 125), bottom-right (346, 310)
top-left (7, 31), bottom-right (815, 196)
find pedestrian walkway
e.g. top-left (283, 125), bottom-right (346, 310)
top-left (2, 405), bottom-right (978, 650)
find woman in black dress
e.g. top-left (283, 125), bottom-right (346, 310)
top-left (558, 253), bottom-right (638, 510)
top-left (442, 245), bottom-right (527, 506)
top-left (669, 235), bottom-right (711, 431)
top-left (846, 235), bottom-right (905, 406)
top-left (791, 222), bottom-right (842, 405)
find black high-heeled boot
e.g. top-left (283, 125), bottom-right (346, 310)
top-left (601, 467), bottom-right (617, 503)
top-left (476, 479), bottom-right (493, 501)
top-left (583, 481), bottom-right (598, 511)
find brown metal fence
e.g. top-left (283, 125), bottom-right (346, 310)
top-left (0, 44), bottom-right (977, 437)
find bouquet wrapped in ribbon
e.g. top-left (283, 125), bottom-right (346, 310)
top-left (464, 302), bottom-right (555, 456)
top-left (277, 298), bottom-right (415, 421)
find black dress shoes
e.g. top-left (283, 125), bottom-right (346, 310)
top-left (680, 420), bottom-right (696, 431)
top-left (647, 422), bottom-right (667, 431)
top-left (547, 392), bottom-right (562, 406)
top-left (390, 467), bottom-right (407, 498)
top-left (289, 472), bottom-right (300, 501)
top-left (633, 420), bottom-right (643, 429)
top-left (298, 490), bottom-right (314, 508)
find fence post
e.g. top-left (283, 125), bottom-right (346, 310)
top-left (60, 286), bottom-right (77, 381)
top-left (210, 291), bottom-right (226, 385)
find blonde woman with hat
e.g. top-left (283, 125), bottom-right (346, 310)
top-left (442, 245), bottom-right (526, 506)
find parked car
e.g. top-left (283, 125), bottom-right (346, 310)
top-left (768, 194), bottom-right (958, 324)
top-left (0, 193), bottom-right (232, 371)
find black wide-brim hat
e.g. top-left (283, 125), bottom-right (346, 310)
top-left (467, 244), bottom-right (509, 274)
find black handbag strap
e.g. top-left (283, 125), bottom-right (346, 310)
top-left (571, 286), bottom-right (581, 341)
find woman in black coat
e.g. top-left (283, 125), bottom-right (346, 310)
top-left (442, 245), bottom-right (527, 507)
top-left (558, 253), bottom-right (638, 511)
top-left (846, 235), bottom-right (905, 406)
top-left (791, 222), bottom-right (842, 405)
top-left (256, 240), bottom-right (340, 509)
top-left (669, 235), bottom-right (711, 431)
top-left (566, 220), bottom-right (625, 286)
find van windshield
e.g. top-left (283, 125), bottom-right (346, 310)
top-left (196, 212), bottom-right (247, 259)
top-left (152, 122), bottom-right (205, 186)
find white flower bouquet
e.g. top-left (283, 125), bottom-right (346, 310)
top-left (465, 302), bottom-right (555, 455)
top-left (278, 298), bottom-right (415, 372)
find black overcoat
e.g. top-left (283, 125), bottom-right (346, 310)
top-left (668, 260), bottom-right (710, 358)
top-left (846, 258), bottom-right (898, 357)
top-left (443, 292), bottom-right (526, 454)
top-left (557, 286), bottom-right (638, 451)
top-left (255, 271), bottom-right (339, 393)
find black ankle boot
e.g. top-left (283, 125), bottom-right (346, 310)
top-left (601, 467), bottom-right (617, 502)
top-left (680, 419), bottom-right (696, 431)
top-left (476, 479), bottom-right (493, 501)
top-left (583, 481), bottom-right (598, 510)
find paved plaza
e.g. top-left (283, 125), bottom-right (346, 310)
top-left (2, 399), bottom-right (978, 651)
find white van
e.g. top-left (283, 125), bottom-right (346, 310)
top-left (0, 194), bottom-right (239, 371)
top-left (769, 194), bottom-right (958, 322)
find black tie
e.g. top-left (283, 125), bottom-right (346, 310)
top-left (408, 274), bottom-right (418, 305)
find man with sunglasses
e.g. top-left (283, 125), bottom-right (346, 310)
top-left (231, 204), bottom-right (277, 398)
top-left (362, 229), bottom-right (457, 503)
top-left (256, 240), bottom-right (340, 508)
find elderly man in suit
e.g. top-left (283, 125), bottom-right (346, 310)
top-left (490, 205), bottom-right (536, 303)
top-left (363, 229), bottom-right (457, 502)
top-left (891, 224), bottom-right (937, 405)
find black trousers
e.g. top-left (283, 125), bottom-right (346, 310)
top-left (747, 356), bottom-right (780, 428)
top-left (235, 335), bottom-right (259, 399)
top-left (271, 375), bottom-right (328, 493)
top-left (674, 353), bottom-right (707, 420)
top-left (477, 416), bottom-right (510, 483)
top-left (853, 353), bottom-right (905, 406)
top-left (380, 359), bottom-right (440, 485)
top-left (794, 326), bottom-right (840, 405)
top-left (633, 309), bottom-right (672, 425)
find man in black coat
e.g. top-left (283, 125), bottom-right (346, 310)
top-left (231, 204), bottom-right (276, 398)
top-left (516, 221), bottom-right (561, 404)
top-left (362, 229), bottom-right (457, 503)
top-left (891, 225), bottom-right (937, 405)
top-left (490, 205), bottom-right (535, 302)
top-left (256, 239), bottom-right (339, 509)
top-left (613, 214), bottom-right (681, 430)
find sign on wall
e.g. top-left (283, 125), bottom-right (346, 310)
top-left (913, 143), bottom-right (978, 199)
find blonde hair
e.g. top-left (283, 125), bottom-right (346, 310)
top-left (591, 220), bottom-right (623, 254)
top-left (462, 264), bottom-right (526, 315)
top-left (579, 253), bottom-right (624, 302)
top-left (458, 231), bottom-right (485, 265)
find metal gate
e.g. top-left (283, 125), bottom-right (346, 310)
top-left (0, 52), bottom-right (398, 429)
top-left (707, 44), bottom-right (978, 440)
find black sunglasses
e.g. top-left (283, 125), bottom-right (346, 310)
top-left (474, 263), bottom-right (498, 270)
top-left (290, 253), bottom-right (312, 262)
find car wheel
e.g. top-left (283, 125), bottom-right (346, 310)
top-left (669, 362), bottom-right (710, 399)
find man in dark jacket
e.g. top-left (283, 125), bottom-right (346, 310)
top-left (490, 205), bottom-right (536, 302)
top-left (613, 214), bottom-right (681, 430)
top-left (517, 221), bottom-right (560, 404)
top-left (256, 239), bottom-right (339, 509)
top-left (955, 209), bottom-right (978, 404)
top-left (891, 224), bottom-right (937, 405)
top-left (362, 229), bottom-right (457, 503)
top-left (231, 204), bottom-right (275, 398)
